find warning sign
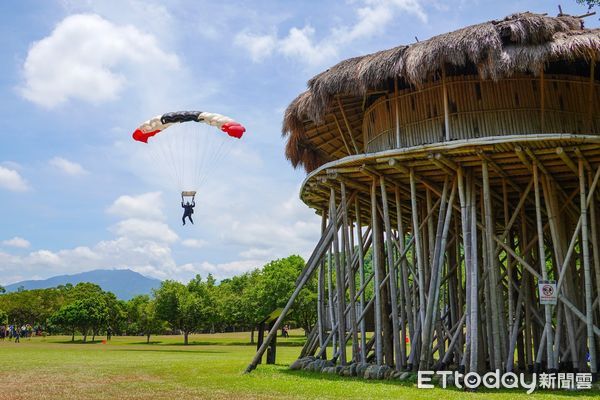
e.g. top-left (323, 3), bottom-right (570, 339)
top-left (538, 280), bottom-right (557, 305)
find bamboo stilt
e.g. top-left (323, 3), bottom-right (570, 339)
top-left (371, 179), bottom-right (384, 365)
top-left (579, 159), bottom-right (598, 375)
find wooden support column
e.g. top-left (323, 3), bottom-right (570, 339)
top-left (395, 186), bottom-right (414, 359)
top-left (410, 168), bottom-right (426, 367)
top-left (532, 163), bottom-right (555, 371)
top-left (422, 177), bottom-right (457, 369)
top-left (589, 168), bottom-right (600, 370)
top-left (380, 177), bottom-right (403, 369)
top-left (317, 211), bottom-right (327, 358)
top-left (457, 167), bottom-right (471, 371)
top-left (330, 187), bottom-right (347, 365)
top-left (246, 191), bottom-right (355, 372)
top-left (337, 98), bottom-right (360, 154)
top-left (542, 176), bottom-right (579, 371)
top-left (328, 240), bottom-right (337, 355)
top-left (355, 198), bottom-right (368, 363)
top-left (503, 180), bottom-right (514, 342)
top-left (394, 77), bottom-right (401, 148)
top-left (482, 159), bottom-right (503, 371)
top-left (442, 67), bottom-right (451, 141)
top-left (521, 207), bottom-right (533, 372)
top-left (371, 178), bottom-right (384, 365)
top-left (587, 58), bottom-right (596, 134)
top-left (579, 158), bottom-right (598, 376)
top-left (340, 183), bottom-right (359, 362)
top-left (540, 69), bottom-right (546, 133)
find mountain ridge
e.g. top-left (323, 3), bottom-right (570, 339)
top-left (3, 269), bottom-right (162, 300)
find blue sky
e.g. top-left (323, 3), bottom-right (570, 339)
top-left (0, 0), bottom-right (597, 284)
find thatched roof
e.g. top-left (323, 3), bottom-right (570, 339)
top-left (283, 12), bottom-right (600, 172)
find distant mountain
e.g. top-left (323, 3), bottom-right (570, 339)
top-left (4, 269), bottom-right (162, 300)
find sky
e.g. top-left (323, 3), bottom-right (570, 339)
top-left (0, 0), bottom-right (597, 285)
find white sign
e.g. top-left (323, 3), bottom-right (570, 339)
top-left (538, 280), bottom-right (557, 305)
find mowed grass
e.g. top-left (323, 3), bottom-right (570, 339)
top-left (0, 331), bottom-right (598, 400)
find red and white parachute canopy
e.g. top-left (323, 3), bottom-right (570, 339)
top-left (132, 111), bottom-right (246, 143)
top-left (131, 111), bottom-right (246, 192)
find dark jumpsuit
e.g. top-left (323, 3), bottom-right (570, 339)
top-left (182, 201), bottom-right (195, 225)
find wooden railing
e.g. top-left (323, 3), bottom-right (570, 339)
top-left (362, 74), bottom-right (600, 153)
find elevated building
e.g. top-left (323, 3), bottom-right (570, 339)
top-left (248, 12), bottom-right (600, 377)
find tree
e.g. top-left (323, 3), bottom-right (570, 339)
top-left (0, 288), bottom-right (67, 328)
top-left (128, 295), bottom-right (164, 343)
top-left (50, 302), bottom-right (85, 341)
top-left (576, 0), bottom-right (600, 9)
top-left (187, 274), bottom-right (217, 332)
top-left (177, 290), bottom-right (205, 345)
top-left (0, 309), bottom-right (7, 325)
top-left (154, 280), bottom-right (209, 345)
top-left (104, 292), bottom-right (127, 336)
top-left (49, 296), bottom-right (108, 342)
top-left (259, 255), bottom-right (317, 334)
top-left (0, 285), bottom-right (5, 294)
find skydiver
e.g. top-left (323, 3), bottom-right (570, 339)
top-left (182, 198), bottom-right (195, 225)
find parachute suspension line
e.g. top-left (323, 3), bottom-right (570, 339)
top-left (132, 110), bottom-right (246, 194)
top-left (193, 126), bottom-right (204, 191)
top-left (196, 125), bottom-right (215, 188)
top-left (187, 125), bottom-right (198, 191)
top-left (158, 132), bottom-right (182, 190)
top-left (198, 127), bottom-right (217, 187)
top-left (168, 128), bottom-right (184, 190)
top-left (204, 137), bottom-right (230, 186)
top-left (148, 136), bottom-right (173, 189)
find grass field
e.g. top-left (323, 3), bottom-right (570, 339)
top-left (0, 331), bottom-right (598, 400)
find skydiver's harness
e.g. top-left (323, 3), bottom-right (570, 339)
top-left (181, 191), bottom-right (196, 214)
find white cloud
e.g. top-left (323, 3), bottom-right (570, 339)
top-left (0, 166), bottom-right (30, 192)
top-left (0, 183), bottom-right (322, 284)
top-left (181, 239), bottom-right (208, 249)
top-left (334, 0), bottom-right (427, 42)
top-left (234, 32), bottom-right (277, 62)
top-left (27, 250), bottom-right (62, 266)
top-left (235, 0), bottom-right (427, 67)
top-left (107, 192), bottom-right (165, 220)
top-left (240, 247), bottom-right (272, 259)
top-left (49, 157), bottom-right (89, 176)
top-left (2, 237), bottom-right (30, 248)
top-left (111, 218), bottom-right (178, 243)
top-left (278, 26), bottom-right (338, 66)
top-left (19, 13), bottom-right (180, 108)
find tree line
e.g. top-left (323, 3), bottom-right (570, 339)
top-left (0, 255), bottom-right (318, 344)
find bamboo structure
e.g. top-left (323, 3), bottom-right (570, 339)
top-left (246, 12), bottom-right (600, 379)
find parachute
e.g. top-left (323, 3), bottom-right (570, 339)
top-left (132, 111), bottom-right (246, 196)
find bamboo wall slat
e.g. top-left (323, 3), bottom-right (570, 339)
top-left (363, 75), bottom-right (600, 153)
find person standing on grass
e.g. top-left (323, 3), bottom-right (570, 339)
top-left (14, 328), bottom-right (19, 343)
top-left (107, 326), bottom-right (112, 341)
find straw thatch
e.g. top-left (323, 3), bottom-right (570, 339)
top-left (283, 12), bottom-right (599, 172)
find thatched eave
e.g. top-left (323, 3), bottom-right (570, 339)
top-left (283, 12), bottom-right (600, 172)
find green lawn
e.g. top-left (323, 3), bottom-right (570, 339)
top-left (0, 332), bottom-right (597, 399)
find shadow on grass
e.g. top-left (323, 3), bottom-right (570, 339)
top-left (111, 348), bottom-right (227, 354)
top-left (278, 368), bottom-right (410, 387)
top-left (125, 340), bottom-right (305, 347)
top-left (53, 340), bottom-right (107, 344)
top-left (48, 336), bottom-right (306, 348)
